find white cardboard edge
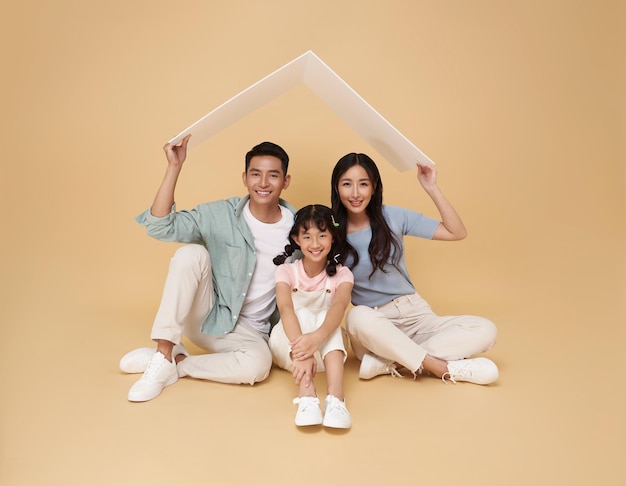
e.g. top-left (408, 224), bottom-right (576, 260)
top-left (168, 51), bottom-right (434, 171)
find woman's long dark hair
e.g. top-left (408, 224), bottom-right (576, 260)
top-left (273, 204), bottom-right (346, 277)
top-left (331, 153), bottom-right (402, 277)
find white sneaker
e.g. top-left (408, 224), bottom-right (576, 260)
top-left (120, 344), bottom-right (189, 373)
top-left (127, 352), bottom-right (178, 402)
top-left (323, 395), bottom-right (351, 429)
top-left (119, 347), bottom-right (155, 373)
top-left (359, 353), bottom-right (402, 380)
top-left (293, 396), bottom-right (323, 426)
top-left (443, 357), bottom-right (499, 385)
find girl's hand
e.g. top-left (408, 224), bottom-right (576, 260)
top-left (292, 357), bottom-right (317, 387)
top-left (290, 333), bottom-right (322, 361)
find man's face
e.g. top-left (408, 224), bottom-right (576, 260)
top-left (242, 155), bottom-right (290, 208)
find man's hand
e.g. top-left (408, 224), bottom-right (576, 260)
top-left (163, 134), bottom-right (191, 169)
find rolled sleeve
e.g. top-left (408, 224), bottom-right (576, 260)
top-left (135, 203), bottom-right (177, 226)
top-left (135, 203), bottom-right (203, 243)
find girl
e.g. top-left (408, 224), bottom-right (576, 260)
top-left (269, 205), bottom-right (353, 428)
top-left (331, 153), bottom-right (499, 385)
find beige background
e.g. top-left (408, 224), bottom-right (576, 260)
top-left (1, 1), bottom-right (624, 485)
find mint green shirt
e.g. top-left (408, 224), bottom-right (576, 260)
top-left (135, 196), bottom-right (297, 336)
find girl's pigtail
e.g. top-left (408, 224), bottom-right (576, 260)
top-left (273, 243), bottom-right (295, 265)
top-left (326, 261), bottom-right (337, 277)
top-left (326, 253), bottom-right (341, 277)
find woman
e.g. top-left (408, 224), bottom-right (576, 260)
top-left (331, 153), bottom-right (498, 384)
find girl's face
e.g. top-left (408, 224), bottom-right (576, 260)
top-left (336, 165), bottom-right (373, 217)
top-left (293, 223), bottom-right (334, 264)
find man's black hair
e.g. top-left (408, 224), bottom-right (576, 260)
top-left (245, 142), bottom-right (289, 174)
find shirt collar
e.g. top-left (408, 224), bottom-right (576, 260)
top-left (234, 195), bottom-right (297, 218)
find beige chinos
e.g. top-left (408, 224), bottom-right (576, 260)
top-left (346, 293), bottom-right (497, 373)
top-left (150, 244), bottom-right (272, 385)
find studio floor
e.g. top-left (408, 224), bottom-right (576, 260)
top-left (1, 278), bottom-right (624, 485)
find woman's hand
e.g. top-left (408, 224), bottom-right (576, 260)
top-left (417, 163), bottom-right (468, 241)
top-left (417, 163), bottom-right (437, 191)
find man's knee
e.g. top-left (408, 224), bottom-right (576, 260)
top-left (241, 345), bottom-right (273, 385)
top-left (173, 244), bottom-right (209, 262)
top-left (170, 244), bottom-right (210, 271)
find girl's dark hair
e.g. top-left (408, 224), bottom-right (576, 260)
top-left (330, 153), bottom-right (402, 277)
top-left (273, 204), bottom-right (346, 277)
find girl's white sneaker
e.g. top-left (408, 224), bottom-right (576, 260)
top-left (323, 395), bottom-right (351, 429)
top-left (293, 396), bottom-right (323, 426)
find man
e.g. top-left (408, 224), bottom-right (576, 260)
top-left (120, 136), bottom-right (295, 402)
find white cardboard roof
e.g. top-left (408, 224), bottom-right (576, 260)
top-left (169, 51), bottom-right (434, 170)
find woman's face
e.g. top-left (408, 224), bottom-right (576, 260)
top-left (336, 164), bottom-right (373, 217)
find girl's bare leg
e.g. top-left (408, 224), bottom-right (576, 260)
top-left (323, 350), bottom-right (345, 400)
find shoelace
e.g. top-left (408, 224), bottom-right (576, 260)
top-left (441, 371), bottom-right (456, 384)
top-left (143, 354), bottom-right (167, 380)
top-left (325, 397), bottom-right (348, 415)
top-left (293, 396), bottom-right (319, 409)
top-left (441, 361), bottom-right (474, 384)
top-left (389, 367), bottom-right (403, 378)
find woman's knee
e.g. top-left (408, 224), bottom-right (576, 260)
top-left (345, 305), bottom-right (375, 333)
top-left (480, 318), bottom-right (498, 350)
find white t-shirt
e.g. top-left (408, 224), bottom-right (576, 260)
top-left (240, 202), bottom-right (294, 332)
